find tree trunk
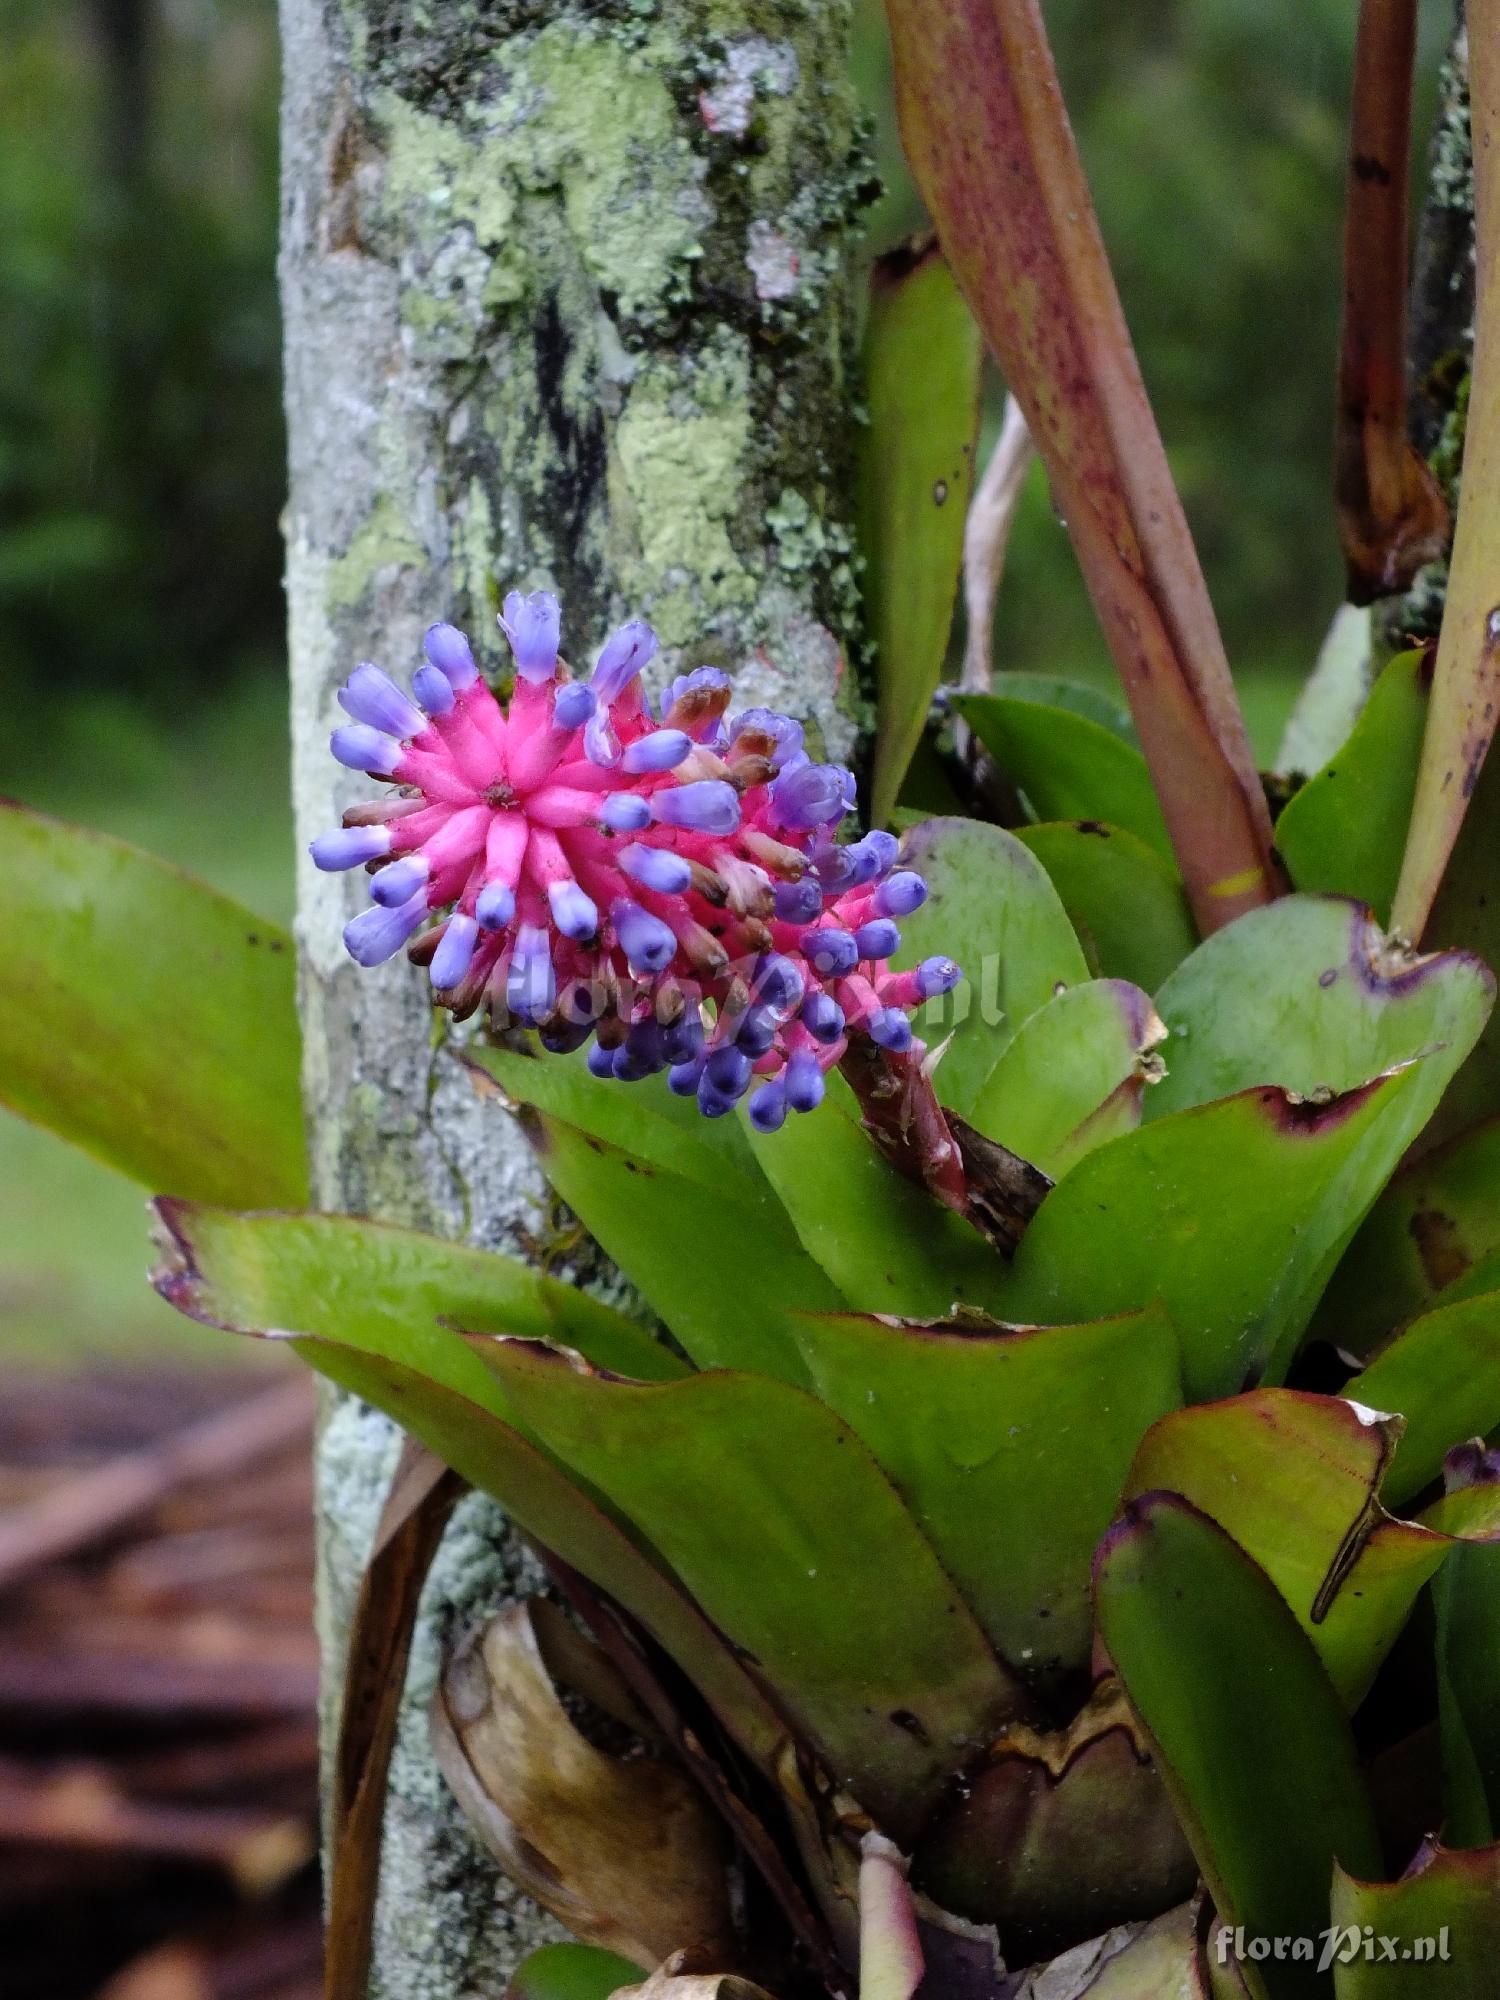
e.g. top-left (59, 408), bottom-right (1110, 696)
top-left (278, 2), bottom-right (864, 1992)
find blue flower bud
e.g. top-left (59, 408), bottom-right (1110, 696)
top-left (343, 894), bottom-right (427, 967)
top-left (874, 871), bottom-right (928, 918)
top-left (749, 1079), bottom-right (788, 1132)
top-left (622, 730), bottom-right (692, 775)
top-left (854, 919), bottom-right (901, 962)
top-left (621, 844), bottom-right (692, 894)
top-left (500, 591), bottom-right (561, 683)
top-left (424, 623), bottom-right (478, 690)
top-left (310, 825), bottom-right (392, 871)
top-left (548, 880), bottom-right (599, 940)
top-left (599, 793), bottom-right (652, 832)
top-left (785, 1050), bottom-right (826, 1112)
top-left (476, 881), bottom-right (516, 929)
top-left (412, 663), bottom-right (456, 717)
top-left (430, 913), bottom-right (478, 989)
top-left (370, 854), bottom-right (429, 907)
top-left (774, 877), bottom-right (823, 923)
top-left (651, 780), bottom-right (741, 835)
top-left (804, 928), bottom-right (858, 977)
top-left (339, 663), bottom-right (425, 741)
top-left (869, 1007), bottom-right (912, 1051)
top-left (800, 991), bottom-right (845, 1043)
top-left (553, 682), bottom-right (596, 730)
top-left (330, 724), bottom-right (402, 777)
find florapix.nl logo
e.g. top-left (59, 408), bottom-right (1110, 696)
top-left (1215, 1926), bottom-right (1452, 1973)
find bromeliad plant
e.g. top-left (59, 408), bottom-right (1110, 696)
top-left (11, 1), bottom-right (1500, 1997)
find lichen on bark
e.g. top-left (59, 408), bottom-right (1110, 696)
top-left (279, 0), bottom-right (867, 1991)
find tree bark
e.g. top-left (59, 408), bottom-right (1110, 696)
top-left (278, 2), bottom-right (864, 1992)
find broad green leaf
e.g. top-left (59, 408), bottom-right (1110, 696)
top-left (953, 694), bottom-right (1173, 859)
top-left (511, 1109), bottom-right (841, 1385)
top-left (479, 1340), bottom-right (1026, 1844)
top-left (0, 799), bottom-right (306, 1206)
top-left (1275, 649), bottom-right (1428, 925)
top-left (856, 238), bottom-right (982, 827)
top-left (791, 1304), bottom-right (1182, 1686)
top-left (743, 1071), bottom-right (1010, 1318)
top-left (1149, 896), bottom-right (1493, 1127)
top-left (1002, 1069), bottom-right (1434, 1399)
top-left (469, 1043), bottom-right (765, 1200)
top-left (987, 672), bottom-right (1135, 742)
top-left (1095, 1493), bottom-right (1382, 2000)
top-left (1125, 1391), bottom-right (1450, 1707)
top-left (287, 1335), bottom-right (786, 1774)
top-left (894, 816), bottom-right (1088, 1117)
top-left (1433, 1515), bottom-right (1500, 1849)
top-left (1315, 1115), bottom-right (1500, 1355)
top-left (1014, 822), bottom-right (1196, 991)
top-left (1345, 1291), bottom-right (1500, 1508)
top-left (149, 1199), bottom-right (683, 1401)
top-left (968, 978), bottom-right (1163, 1178)
top-left (507, 1944), bottom-right (648, 2000)
top-left (1330, 1844), bottom-right (1500, 1996)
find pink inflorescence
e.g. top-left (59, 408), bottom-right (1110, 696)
top-left (311, 591), bottom-right (960, 1128)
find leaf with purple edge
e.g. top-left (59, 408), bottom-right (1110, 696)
top-left (1095, 1492), bottom-right (1383, 2000)
top-left (475, 1338), bottom-right (1029, 1846)
top-left (791, 1303), bottom-right (1182, 1690)
top-left (1344, 1291), bottom-right (1500, 1507)
top-left (1000, 1067), bottom-right (1436, 1399)
top-left (856, 236), bottom-right (983, 829)
top-left (0, 799), bottom-right (306, 1207)
top-left (1329, 1843), bottom-right (1500, 1996)
top-left (1148, 895), bottom-right (1493, 1127)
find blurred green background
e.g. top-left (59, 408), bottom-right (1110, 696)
top-left (0, 0), bottom-right (1449, 1363)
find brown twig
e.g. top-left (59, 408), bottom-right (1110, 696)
top-left (1335, 0), bottom-right (1450, 602)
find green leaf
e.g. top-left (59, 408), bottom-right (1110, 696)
top-left (477, 1340), bottom-right (1026, 1844)
top-left (1433, 1532), bottom-right (1500, 1849)
top-left (1095, 1492), bottom-right (1382, 2000)
top-left (1314, 1114), bottom-right (1500, 1355)
top-left (1345, 1291), bottom-right (1500, 1508)
top-left (1125, 1391), bottom-right (1450, 1707)
top-left (507, 1944), bottom-right (648, 2000)
top-left (1002, 1069), bottom-right (1436, 1399)
top-left (0, 799), bottom-right (306, 1207)
top-left (1148, 895), bottom-right (1493, 1128)
top-left (987, 672), bottom-right (1136, 741)
top-left (967, 978), bottom-right (1163, 1178)
top-left (791, 1303), bottom-right (1182, 1686)
top-left (893, 816), bottom-right (1088, 1118)
top-left (1014, 822), bottom-right (1196, 991)
top-left (856, 237), bottom-right (982, 827)
top-left (149, 1199), bottom-right (683, 1403)
top-left (953, 693), bottom-right (1173, 858)
top-left (287, 1336), bottom-right (787, 1775)
top-left (743, 1071), bottom-right (1010, 1318)
top-left (1330, 1844), bottom-right (1500, 1996)
top-left (1275, 649), bottom-right (1428, 925)
top-left (509, 1108), bottom-right (842, 1385)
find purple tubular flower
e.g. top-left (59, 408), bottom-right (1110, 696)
top-left (424, 623), bottom-right (478, 690)
top-left (430, 913), bottom-right (479, 989)
top-left (854, 919), bottom-right (901, 962)
top-left (754, 954), bottom-right (804, 1011)
top-left (862, 830), bottom-right (900, 875)
top-left (553, 682), bottom-right (596, 730)
top-left (548, 880), bottom-right (599, 940)
top-left (749, 1079), bottom-right (788, 1133)
top-left (731, 707), bottom-right (804, 770)
top-left (915, 955), bottom-right (962, 999)
top-left (874, 871), bottom-right (928, 918)
top-left (785, 1050), bottom-right (825, 1112)
top-left (621, 844), bottom-right (692, 894)
top-left (774, 876), bottom-right (823, 923)
top-left (500, 591), bottom-right (561, 683)
top-left (370, 854), bottom-right (430, 908)
top-left (614, 1020), bottom-right (666, 1081)
top-left (840, 836), bottom-right (887, 889)
top-left (412, 663), bottom-right (456, 717)
top-left (669, 1056), bottom-right (705, 1096)
top-left (705, 1044), bottom-right (754, 1098)
top-left (611, 899), bottom-right (676, 975)
top-left (622, 730), bottom-right (691, 775)
top-left (591, 620), bottom-right (658, 704)
top-left (344, 894), bottom-right (427, 967)
top-left (736, 1007), bottom-right (777, 1058)
top-left (339, 663), bottom-right (425, 741)
top-left (507, 923), bottom-right (556, 1021)
top-left (804, 928), bottom-right (858, 978)
top-left (476, 881), bottom-right (516, 929)
top-left (696, 1079), bottom-right (737, 1118)
top-left (583, 711), bottom-right (621, 769)
top-left (588, 1041), bottom-right (617, 1079)
top-left (769, 762), bottom-right (853, 831)
top-left (810, 841), bottom-right (859, 895)
top-left (310, 825), bottom-right (392, 871)
top-left (650, 780), bottom-right (741, 835)
top-left (869, 1008), bottom-right (913, 1051)
top-left (662, 1013), bottom-right (705, 1066)
top-left (331, 724), bottom-right (402, 777)
top-left (599, 792), bottom-right (652, 832)
top-left (800, 990), bottom-right (844, 1043)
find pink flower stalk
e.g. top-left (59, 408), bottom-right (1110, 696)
top-left (311, 591), bottom-right (960, 1127)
